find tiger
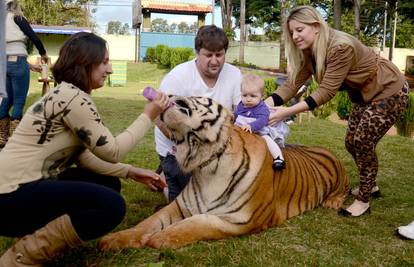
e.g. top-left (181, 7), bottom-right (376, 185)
top-left (98, 96), bottom-right (349, 250)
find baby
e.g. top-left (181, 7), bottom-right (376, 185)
top-left (234, 74), bottom-right (288, 170)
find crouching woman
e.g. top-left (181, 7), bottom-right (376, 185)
top-left (0, 32), bottom-right (169, 266)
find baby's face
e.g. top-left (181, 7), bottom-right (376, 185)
top-left (241, 85), bottom-right (262, 108)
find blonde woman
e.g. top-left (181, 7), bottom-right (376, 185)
top-left (265, 5), bottom-right (409, 217)
top-left (0, 0), bottom-right (48, 148)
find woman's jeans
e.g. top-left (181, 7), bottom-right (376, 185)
top-left (0, 56), bottom-right (30, 119)
top-left (0, 168), bottom-right (126, 241)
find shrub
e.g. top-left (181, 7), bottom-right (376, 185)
top-left (154, 44), bottom-right (167, 64)
top-left (145, 47), bottom-right (155, 63)
top-left (231, 59), bottom-right (258, 69)
top-left (264, 78), bottom-right (277, 99)
top-left (224, 27), bottom-right (235, 41)
top-left (160, 47), bottom-right (171, 67)
top-left (336, 91), bottom-right (352, 120)
top-left (170, 47), bottom-right (194, 69)
top-left (307, 79), bottom-right (335, 119)
top-left (147, 45), bottom-right (194, 69)
top-left (395, 92), bottom-right (414, 137)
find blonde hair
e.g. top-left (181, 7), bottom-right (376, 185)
top-left (6, 0), bottom-right (24, 17)
top-left (284, 5), bottom-right (354, 83)
top-left (241, 73), bottom-right (265, 95)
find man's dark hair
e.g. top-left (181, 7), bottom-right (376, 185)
top-left (52, 32), bottom-right (107, 93)
top-left (195, 25), bottom-right (228, 52)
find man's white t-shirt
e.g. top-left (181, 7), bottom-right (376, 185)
top-left (155, 59), bottom-right (242, 157)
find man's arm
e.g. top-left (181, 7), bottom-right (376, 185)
top-left (156, 66), bottom-right (186, 142)
top-left (154, 117), bottom-right (171, 140)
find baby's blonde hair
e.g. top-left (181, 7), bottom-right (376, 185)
top-left (242, 73), bottom-right (265, 95)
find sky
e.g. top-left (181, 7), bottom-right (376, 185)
top-left (92, 0), bottom-right (221, 34)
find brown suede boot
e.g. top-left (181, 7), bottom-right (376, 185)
top-left (0, 118), bottom-right (10, 148)
top-left (0, 215), bottom-right (83, 267)
top-left (9, 119), bottom-right (20, 138)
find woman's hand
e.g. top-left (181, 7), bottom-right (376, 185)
top-left (143, 92), bottom-right (170, 120)
top-left (29, 63), bottom-right (42, 73)
top-left (40, 54), bottom-right (49, 64)
top-left (241, 125), bottom-right (252, 133)
top-left (269, 106), bottom-right (294, 125)
top-left (127, 166), bottom-right (167, 191)
top-left (268, 101), bottom-right (310, 125)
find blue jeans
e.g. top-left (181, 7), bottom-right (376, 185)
top-left (0, 56), bottom-right (30, 119)
top-left (159, 153), bottom-right (191, 201)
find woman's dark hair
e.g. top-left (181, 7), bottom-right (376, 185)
top-left (195, 25), bottom-right (228, 52)
top-left (52, 32), bottom-right (107, 93)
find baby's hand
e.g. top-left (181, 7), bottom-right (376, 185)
top-left (241, 125), bottom-right (252, 133)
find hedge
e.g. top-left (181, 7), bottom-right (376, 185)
top-left (146, 45), bottom-right (194, 69)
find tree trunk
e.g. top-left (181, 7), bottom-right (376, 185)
top-left (279, 0), bottom-right (287, 73)
top-left (389, 2), bottom-right (398, 62)
top-left (239, 0), bottom-right (245, 64)
top-left (219, 0), bottom-right (233, 30)
top-left (226, 0), bottom-right (232, 29)
top-left (220, 0), bottom-right (226, 28)
top-left (333, 0), bottom-right (341, 30)
top-left (354, 0), bottom-right (361, 39)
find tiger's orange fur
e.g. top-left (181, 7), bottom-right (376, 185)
top-left (99, 96), bottom-right (349, 250)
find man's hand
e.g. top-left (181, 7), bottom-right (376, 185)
top-left (127, 166), bottom-right (167, 191)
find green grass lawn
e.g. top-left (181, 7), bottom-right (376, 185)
top-left (1, 62), bottom-right (413, 266)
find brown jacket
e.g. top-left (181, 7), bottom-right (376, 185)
top-left (276, 30), bottom-right (405, 106)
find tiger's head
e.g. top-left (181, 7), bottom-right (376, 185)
top-left (160, 96), bottom-right (233, 173)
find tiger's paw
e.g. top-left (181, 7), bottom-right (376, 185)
top-left (322, 195), bottom-right (346, 210)
top-left (146, 232), bottom-right (184, 249)
top-left (98, 230), bottom-right (145, 251)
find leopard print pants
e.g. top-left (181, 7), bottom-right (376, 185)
top-left (345, 82), bottom-right (409, 203)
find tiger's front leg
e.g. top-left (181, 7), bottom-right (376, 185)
top-left (98, 201), bottom-right (184, 251)
top-left (146, 214), bottom-right (245, 249)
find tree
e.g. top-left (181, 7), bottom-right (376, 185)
top-left (189, 22), bottom-right (198, 33)
top-left (239, 0), bottom-right (245, 64)
top-left (336, 0), bottom-right (414, 48)
top-left (333, 0), bottom-right (342, 30)
top-left (395, 15), bottom-right (414, 48)
top-left (354, 0), bottom-right (361, 39)
top-left (220, 0), bottom-right (233, 30)
top-left (170, 23), bottom-right (178, 33)
top-left (19, 0), bottom-right (97, 27)
top-left (106, 21), bottom-right (130, 35)
top-left (151, 18), bottom-right (169, 32)
top-left (177, 22), bottom-right (190, 33)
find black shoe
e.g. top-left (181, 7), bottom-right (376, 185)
top-left (349, 186), bottom-right (382, 199)
top-left (338, 207), bottom-right (371, 217)
top-left (272, 158), bottom-right (286, 170)
top-left (371, 190), bottom-right (382, 199)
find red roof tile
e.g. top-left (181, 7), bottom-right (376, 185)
top-left (142, 1), bottom-right (212, 14)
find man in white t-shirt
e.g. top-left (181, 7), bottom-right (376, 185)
top-left (155, 25), bottom-right (242, 201)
